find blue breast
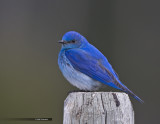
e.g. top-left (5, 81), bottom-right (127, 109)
top-left (58, 50), bottom-right (102, 91)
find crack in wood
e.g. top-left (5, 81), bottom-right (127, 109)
top-left (101, 93), bottom-right (107, 124)
top-left (112, 93), bottom-right (120, 107)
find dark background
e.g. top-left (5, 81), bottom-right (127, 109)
top-left (0, 0), bottom-right (159, 124)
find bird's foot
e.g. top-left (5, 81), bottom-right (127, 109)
top-left (67, 90), bottom-right (91, 94)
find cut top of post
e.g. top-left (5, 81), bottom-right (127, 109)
top-left (63, 92), bottom-right (134, 124)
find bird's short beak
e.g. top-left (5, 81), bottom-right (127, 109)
top-left (58, 40), bottom-right (67, 44)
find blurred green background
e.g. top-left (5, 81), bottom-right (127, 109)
top-left (0, 0), bottom-right (160, 124)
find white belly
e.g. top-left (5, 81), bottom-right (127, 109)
top-left (58, 52), bottom-right (102, 91)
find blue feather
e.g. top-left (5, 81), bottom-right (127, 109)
top-left (58, 31), bottom-right (144, 103)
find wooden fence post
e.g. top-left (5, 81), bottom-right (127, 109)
top-left (63, 92), bottom-right (134, 124)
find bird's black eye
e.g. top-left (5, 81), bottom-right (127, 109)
top-left (71, 40), bottom-right (75, 43)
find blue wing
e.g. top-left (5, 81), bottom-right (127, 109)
top-left (65, 48), bottom-right (144, 103)
top-left (65, 48), bottom-right (123, 90)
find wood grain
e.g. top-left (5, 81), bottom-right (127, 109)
top-left (63, 92), bottom-right (134, 124)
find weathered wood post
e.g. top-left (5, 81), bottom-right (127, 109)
top-left (63, 92), bottom-right (134, 124)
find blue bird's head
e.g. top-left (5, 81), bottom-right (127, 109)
top-left (58, 31), bottom-right (88, 49)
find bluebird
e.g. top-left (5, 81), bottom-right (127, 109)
top-left (58, 31), bottom-right (143, 103)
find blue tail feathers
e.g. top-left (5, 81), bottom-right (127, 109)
top-left (124, 86), bottom-right (144, 103)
